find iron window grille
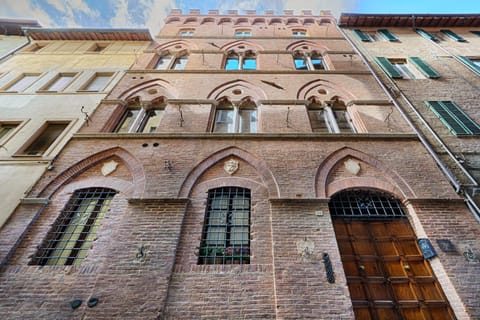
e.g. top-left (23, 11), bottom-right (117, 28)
top-left (31, 187), bottom-right (116, 266)
top-left (329, 189), bottom-right (405, 219)
top-left (198, 187), bottom-right (251, 265)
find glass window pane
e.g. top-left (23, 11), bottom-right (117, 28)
top-left (239, 109), bottom-right (257, 133)
top-left (23, 123), bottom-right (68, 155)
top-left (225, 57), bottom-right (239, 70)
top-left (294, 58), bottom-right (308, 70)
top-left (206, 227), bottom-right (226, 244)
top-left (242, 58), bottom-right (256, 70)
top-left (46, 75), bottom-right (74, 91)
top-left (6, 75), bottom-right (38, 92)
top-left (116, 109), bottom-right (140, 133)
top-left (230, 227), bottom-right (249, 245)
top-left (308, 109), bottom-right (329, 133)
top-left (214, 109), bottom-right (234, 132)
top-left (140, 109), bottom-right (164, 133)
top-left (392, 62), bottom-right (417, 79)
top-left (311, 57), bottom-right (324, 70)
top-left (155, 55), bottom-right (171, 70)
top-left (172, 56), bottom-right (187, 70)
top-left (85, 74), bottom-right (111, 91)
top-left (334, 110), bottom-right (354, 132)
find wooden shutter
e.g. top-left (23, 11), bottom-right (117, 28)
top-left (378, 29), bottom-right (399, 41)
top-left (416, 29), bottom-right (437, 41)
top-left (353, 29), bottom-right (371, 42)
top-left (408, 57), bottom-right (440, 78)
top-left (440, 29), bottom-right (466, 42)
top-left (458, 56), bottom-right (480, 75)
top-left (426, 101), bottom-right (480, 136)
top-left (374, 57), bottom-right (403, 78)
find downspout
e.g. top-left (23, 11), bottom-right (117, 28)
top-left (336, 26), bottom-right (480, 220)
top-left (0, 28), bottom-right (32, 63)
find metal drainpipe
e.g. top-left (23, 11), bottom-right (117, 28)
top-left (0, 29), bottom-right (32, 63)
top-left (336, 26), bottom-right (480, 220)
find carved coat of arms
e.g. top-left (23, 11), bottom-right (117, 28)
top-left (224, 159), bottom-right (239, 175)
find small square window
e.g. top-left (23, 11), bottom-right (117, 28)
top-left (82, 73), bottom-right (113, 91)
top-left (24, 43), bottom-right (48, 52)
top-left (19, 122), bottom-right (69, 156)
top-left (235, 30), bottom-right (251, 37)
top-left (0, 122), bottom-right (19, 142)
top-left (88, 43), bottom-right (109, 52)
top-left (3, 74), bottom-right (40, 92)
top-left (292, 29), bottom-right (307, 37)
top-left (178, 29), bottom-right (195, 37)
top-left (42, 73), bottom-right (76, 91)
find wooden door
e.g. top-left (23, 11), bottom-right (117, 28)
top-left (333, 219), bottom-right (455, 320)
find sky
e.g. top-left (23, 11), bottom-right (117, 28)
top-left (0, 0), bottom-right (478, 35)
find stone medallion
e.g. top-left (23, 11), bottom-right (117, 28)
top-left (101, 160), bottom-right (119, 176)
top-left (224, 159), bottom-right (239, 175)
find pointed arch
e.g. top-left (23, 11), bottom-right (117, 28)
top-left (38, 147), bottom-right (146, 198)
top-left (221, 40), bottom-right (264, 52)
top-left (207, 79), bottom-right (267, 102)
top-left (154, 39), bottom-right (198, 51)
top-left (117, 79), bottom-right (177, 102)
top-left (286, 40), bottom-right (329, 53)
top-left (297, 79), bottom-right (356, 104)
top-left (178, 146), bottom-right (280, 198)
top-left (315, 147), bottom-right (415, 200)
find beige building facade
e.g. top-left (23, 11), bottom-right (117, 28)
top-left (0, 28), bottom-right (151, 227)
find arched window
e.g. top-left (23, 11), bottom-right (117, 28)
top-left (31, 187), bottom-right (117, 266)
top-left (115, 98), bottom-right (165, 133)
top-left (293, 51), bottom-right (324, 70)
top-left (198, 187), bottom-right (251, 265)
top-left (154, 54), bottom-right (188, 70)
top-left (213, 99), bottom-right (257, 133)
top-left (307, 100), bottom-right (355, 133)
top-left (225, 50), bottom-right (256, 70)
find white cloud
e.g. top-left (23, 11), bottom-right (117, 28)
top-left (110, 0), bottom-right (137, 27)
top-left (282, 0), bottom-right (358, 18)
top-left (143, 0), bottom-right (175, 35)
top-left (45, 0), bottom-right (100, 27)
top-left (0, 1), bottom-right (56, 27)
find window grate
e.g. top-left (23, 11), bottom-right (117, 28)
top-left (198, 187), bottom-right (251, 265)
top-left (31, 187), bottom-right (116, 266)
top-left (329, 189), bottom-right (405, 220)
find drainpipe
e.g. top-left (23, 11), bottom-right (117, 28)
top-left (0, 28), bottom-right (32, 63)
top-left (336, 26), bottom-right (480, 220)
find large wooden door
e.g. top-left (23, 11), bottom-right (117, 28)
top-left (333, 218), bottom-right (455, 320)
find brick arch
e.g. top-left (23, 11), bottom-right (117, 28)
top-left (154, 39), bottom-right (199, 51)
top-left (59, 177), bottom-right (134, 197)
top-left (220, 40), bottom-right (264, 52)
top-left (178, 147), bottom-right (280, 198)
top-left (38, 147), bottom-right (145, 198)
top-left (297, 79), bottom-right (356, 103)
top-left (207, 79), bottom-right (267, 102)
top-left (117, 79), bottom-right (177, 101)
top-left (315, 147), bottom-right (415, 200)
top-left (286, 40), bottom-right (329, 52)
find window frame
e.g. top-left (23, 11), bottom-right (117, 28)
top-left (114, 105), bottom-right (165, 133)
top-left (31, 187), bottom-right (117, 266)
top-left (86, 43), bottom-right (110, 53)
top-left (308, 103), bottom-right (355, 133)
top-left (293, 52), bottom-right (325, 71)
top-left (40, 73), bottom-right (77, 92)
top-left (0, 121), bottom-right (22, 144)
top-left (2, 73), bottom-right (41, 92)
top-left (198, 187), bottom-right (251, 265)
top-left (292, 29), bottom-right (307, 37)
top-left (234, 29), bottom-right (252, 37)
top-left (15, 121), bottom-right (72, 156)
top-left (212, 100), bottom-right (258, 133)
top-left (178, 28), bottom-right (195, 37)
top-left (79, 72), bottom-right (114, 92)
top-left (224, 51), bottom-right (257, 70)
top-left (153, 54), bottom-right (188, 70)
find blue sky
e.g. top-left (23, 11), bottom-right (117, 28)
top-left (0, 0), bottom-right (478, 35)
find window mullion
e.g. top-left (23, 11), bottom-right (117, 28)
top-left (324, 106), bottom-right (340, 133)
top-left (130, 108), bottom-right (146, 133)
top-left (233, 105), bottom-right (240, 132)
top-left (306, 55), bottom-right (314, 71)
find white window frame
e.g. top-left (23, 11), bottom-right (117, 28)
top-left (115, 106), bottom-right (165, 133)
top-left (389, 59), bottom-right (424, 79)
top-left (213, 101), bottom-right (257, 133)
top-left (292, 29), bottom-right (307, 37)
top-left (293, 53), bottom-right (325, 70)
top-left (308, 104), bottom-right (355, 133)
top-left (153, 54), bottom-right (188, 70)
top-left (224, 51), bottom-right (257, 70)
top-left (178, 29), bottom-right (195, 37)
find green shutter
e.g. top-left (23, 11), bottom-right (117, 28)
top-left (408, 57), bottom-right (440, 78)
top-left (425, 101), bottom-right (480, 136)
top-left (416, 29), bottom-right (437, 41)
top-left (471, 31), bottom-right (480, 36)
top-left (440, 29), bottom-right (466, 42)
top-left (378, 29), bottom-right (399, 41)
top-left (353, 29), bottom-right (371, 42)
top-left (374, 57), bottom-right (403, 78)
top-left (457, 56), bottom-right (480, 75)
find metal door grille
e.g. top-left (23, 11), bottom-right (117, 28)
top-left (329, 189), bottom-right (405, 219)
top-left (198, 187), bottom-right (251, 265)
top-left (31, 187), bottom-right (116, 266)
